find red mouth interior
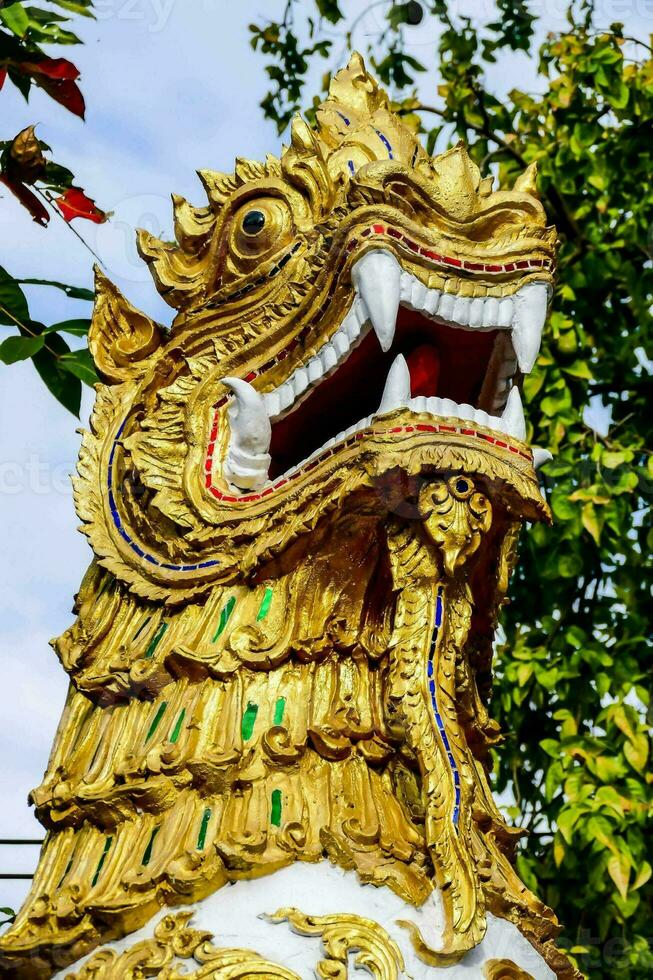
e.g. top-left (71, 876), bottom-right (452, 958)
top-left (269, 307), bottom-right (497, 478)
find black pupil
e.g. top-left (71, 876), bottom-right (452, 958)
top-left (456, 479), bottom-right (469, 493)
top-left (243, 209), bottom-right (265, 234)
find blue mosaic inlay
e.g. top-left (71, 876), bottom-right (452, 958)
top-left (108, 417), bottom-right (219, 573)
top-left (375, 129), bottom-right (394, 159)
top-left (348, 160), bottom-right (355, 175)
top-left (336, 110), bottom-right (351, 126)
top-left (428, 586), bottom-right (461, 828)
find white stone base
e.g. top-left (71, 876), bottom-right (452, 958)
top-left (56, 862), bottom-right (555, 978)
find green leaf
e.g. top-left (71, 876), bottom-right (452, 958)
top-left (602, 450), bottom-right (629, 469)
top-left (632, 862), bottom-right (652, 892)
top-left (51, 0), bottom-right (95, 15)
top-left (0, 267), bottom-right (30, 326)
top-left (59, 347), bottom-right (98, 386)
top-left (315, 0), bottom-right (342, 25)
top-left (581, 502), bottom-right (602, 545)
top-left (608, 852), bottom-right (631, 900)
top-left (0, 3), bottom-right (30, 37)
top-left (558, 552), bottom-right (583, 578)
top-left (31, 333), bottom-right (81, 416)
top-left (17, 278), bottom-right (94, 301)
top-left (0, 333), bottom-right (44, 363)
top-left (44, 318), bottom-right (91, 336)
top-left (623, 735), bottom-right (649, 774)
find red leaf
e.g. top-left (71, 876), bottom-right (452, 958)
top-left (37, 77), bottom-right (85, 118)
top-left (0, 69), bottom-right (7, 91)
top-left (21, 57), bottom-right (80, 81)
top-left (0, 175), bottom-right (49, 226)
top-left (54, 186), bottom-right (106, 224)
top-left (17, 59), bottom-right (85, 117)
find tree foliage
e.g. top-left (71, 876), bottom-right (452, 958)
top-left (0, 0), bottom-right (104, 414)
top-left (249, 2), bottom-right (653, 976)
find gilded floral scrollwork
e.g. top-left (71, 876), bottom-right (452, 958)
top-left (66, 908), bottom-right (405, 980)
top-left (269, 907), bottom-right (405, 979)
top-left (66, 912), bottom-right (299, 979)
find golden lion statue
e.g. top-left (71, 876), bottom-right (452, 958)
top-left (0, 54), bottom-right (579, 980)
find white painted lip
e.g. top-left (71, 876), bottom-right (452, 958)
top-left (221, 248), bottom-right (551, 492)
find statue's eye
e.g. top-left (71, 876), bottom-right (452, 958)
top-left (242, 209), bottom-right (266, 235)
top-left (229, 197), bottom-right (293, 268)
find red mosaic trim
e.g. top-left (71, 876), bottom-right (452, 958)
top-left (360, 223), bottom-right (551, 275)
top-left (204, 412), bottom-right (532, 504)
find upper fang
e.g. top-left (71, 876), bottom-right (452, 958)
top-left (512, 281), bottom-right (549, 373)
top-left (351, 248), bottom-right (401, 353)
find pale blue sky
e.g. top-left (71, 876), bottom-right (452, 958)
top-left (0, 0), bottom-right (647, 912)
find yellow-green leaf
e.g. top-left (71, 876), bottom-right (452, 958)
top-left (624, 734), bottom-right (649, 773)
top-left (607, 853), bottom-right (631, 900)
top-left (582, 502), bottom-right (602, 545)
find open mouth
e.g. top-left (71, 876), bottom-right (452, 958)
top-left (221, 249), bottom-right (550, 492)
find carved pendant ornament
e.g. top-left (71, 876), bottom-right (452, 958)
top-left (0, 54), bottom-right (580, 979)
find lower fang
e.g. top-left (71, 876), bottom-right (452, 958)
top-left (377, 354), bottom-right (411, 415)
top-left (502, 385), bottom-right (526, 441)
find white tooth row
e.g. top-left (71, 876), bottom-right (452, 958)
top-left (400, 272), bottom-right (514, 330)
top-left (276, 397), bottom-right (509, 482)
top-left (263, 276), bottom-right (522, 421)
top-left (391, 396), bottom-right (508, 433)
top-left (263, 299), bottom-right (366, 418)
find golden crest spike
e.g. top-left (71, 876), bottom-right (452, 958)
top-left (346, 50), bottom-right (365, 75)
top-left (289, 113), bottom-right (320, 155)
top-left (265, 152), bottom-right (282, 176)
top-left (171, 193), bottom-right (214, 248)
top-left (430, 142), bottom-right (482, 217)
top-left (318, 49), bottom-right (388, 142)
top-left (282, 113), bottom-right (334, 214)
top-left (479, 175), bottom-right (495, 197)
top-left (513, 160), bottom-right (539, 197)
top-left (88, 266), bottom-right (164, 384)
top-left (196, 168), bottom-right (238, 206)
top-left (234, 157), bottom-right (266, 183)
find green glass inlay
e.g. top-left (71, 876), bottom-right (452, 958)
top-left (91, 835), bottom-right (113, 887)
top-left (169, 708), bottom-right (186, 744)
top-left (141, 826), bottom-right (159, 867)
top-left (212, 595), bottom-right (236, 642)
top-left (256, 585), bottom-right (274, 621)
top-left (270, 789), bottom-right (282, 827)
top-left (133, 615), bottom-right (152, 642)
top-left (145, 701), bottom-right (168, 743)
top-left (196, 807), bottom-right (211, 851)
top-left (273, 696), bottom-right (286, 726)
top-left (241, 701), bottom-right (259, 741)
top-left (144, 621), bottom-right (168, 659)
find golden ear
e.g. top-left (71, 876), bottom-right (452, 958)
top-left (88, 268), bottom-right (165, 385)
